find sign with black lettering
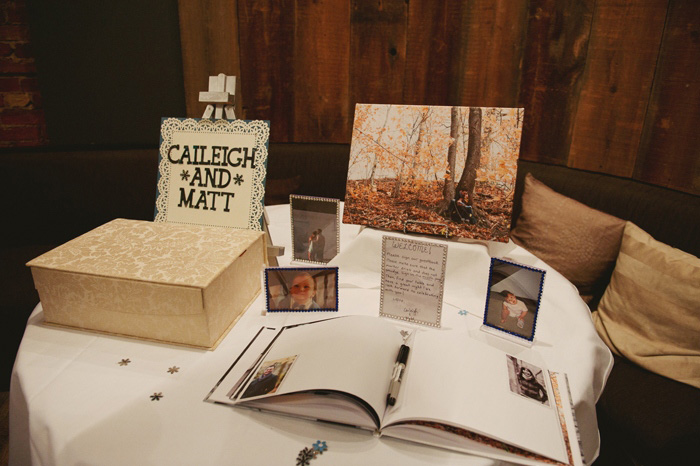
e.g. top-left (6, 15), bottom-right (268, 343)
top-left (155, 118), bottom-right (269, 230)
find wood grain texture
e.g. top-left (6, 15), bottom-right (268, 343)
top-left (293, 0), bottom-right (351, 142)
top-left (350, 0), bottom-right (407, 106)
top-left (178, 0), bottom-right (241, 119)
top-left (568, 0), bottom-right (669, 176)
top-left (456, 0), bottom-right (528, 108)
top-left (237, 0), bottom-right (295, 140)
top-left (518, 0), bottom-right (595, 164)
top-left (403, 1), bottom-right (465, 106)
top-left (635, 0), bottom-right (700, 195)
top-left (175, 1), bottom-right (699, 195)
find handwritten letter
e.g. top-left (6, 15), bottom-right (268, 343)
top-left (380, 236), bottom-right (447, 327)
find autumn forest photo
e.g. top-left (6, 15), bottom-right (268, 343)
top-left (343, 104), bottom-right (524, 242)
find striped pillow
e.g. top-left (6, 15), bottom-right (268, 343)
top-left (593, 222), bottom-right (700, 388)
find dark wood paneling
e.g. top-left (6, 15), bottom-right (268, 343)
top-left (456, 0), bottom-right (528, 107)
top-left (518, 0), bottom-right (595, 165)
top-left (403, 1), bottom-right (464, 105)
top-left (636, 0), bottom-right (700, 195)
top-left (568, 0), bottom-right (669, 176)
top-left (175, 0), bottom-right (700, 195)
top-left (237, 0), bottom-right (295, 141)
top-left (178, 0), bottom-right (241, 119)
top-left (293, 0), bottom-right (351, 142)
top-left (350, 0), bottom-right (407, 106)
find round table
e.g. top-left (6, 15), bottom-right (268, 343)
top-left (10, 204), bottom-right (612, 465)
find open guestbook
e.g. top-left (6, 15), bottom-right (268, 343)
top-left (206, 315), bottom-right (583, 466)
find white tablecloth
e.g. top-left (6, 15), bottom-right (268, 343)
top-left (10, 204), bottom-right (613, 465)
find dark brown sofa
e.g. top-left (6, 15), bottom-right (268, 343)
top-left (2, 143), bottom-right (698, 465)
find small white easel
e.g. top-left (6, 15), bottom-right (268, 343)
top-left (199, 74), bottom-right (284, 266)
top-left (199, 73), bottom-right (238, 120)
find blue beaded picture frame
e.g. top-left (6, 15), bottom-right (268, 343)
top-left (265, 267), bottom-right (339, 313)
top-left (482, 258), bottom-right (546, 342)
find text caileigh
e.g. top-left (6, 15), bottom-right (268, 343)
top-left (168, 144), bottom-right (257, 168)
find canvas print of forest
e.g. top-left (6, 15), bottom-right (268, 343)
top-left (343, 104), bottom-right (524, 242)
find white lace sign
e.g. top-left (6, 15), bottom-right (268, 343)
top-left (155, 118), bottom-right (269, 230)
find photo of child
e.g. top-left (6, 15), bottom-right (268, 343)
top-left (265, 267), bottom-right (339, 312)
top-left (506, 355), bottom-right (550, 406)
top-left (500, 290), bottom-right (529, 329)
top-left (483, 258), bottom-right (545, 341)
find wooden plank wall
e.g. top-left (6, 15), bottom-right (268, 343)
top-left (179, 0), bottom-right (699, 195)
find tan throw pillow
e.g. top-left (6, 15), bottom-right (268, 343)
top-left (593, 222), bottom-right (700, 388)
top-left (510, 173), bottom-right (626, 300)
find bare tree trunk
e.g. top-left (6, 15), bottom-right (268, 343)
top-left (392, 168), bottom-right (403, 199)
top-left (409, 109), bottom-right (430, 178)
top-left (437, 106), bottom-right (461, 215)
top-left (393, 109), bottom-right (429, 199)
top-left (370, 105), bottom-right (392, 190)
top-left (456, 107), bottom-right (482, 205)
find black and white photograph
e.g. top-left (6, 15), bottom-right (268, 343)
top-left (506, 355), bottom-right (550, 406)
top-left (265, 267), bottom-right (338, 312)
top-left (290, 195), bottom-right (339, 264)
top-left (483, 258), bottom-right (545, 341)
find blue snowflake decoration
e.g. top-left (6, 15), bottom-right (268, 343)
top-left (312, 440), bottom-right (327, 453)
top-left (459, 310), bottom-right (468, 316)
top-left (296, 440), bottom-right (328, 464)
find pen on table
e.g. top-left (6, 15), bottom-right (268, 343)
top-left (386, 344), bottom-right (410, 407)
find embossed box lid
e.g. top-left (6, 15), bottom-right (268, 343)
top-left (27, 218), bottom-right (264, 288)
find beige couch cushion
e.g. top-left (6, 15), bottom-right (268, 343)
top-left (593, 222), bottom-right (700, 388)
top-left (510, 173), bottom-right (626, 301)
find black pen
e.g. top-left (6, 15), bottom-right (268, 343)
top-left (386, 344), bottom-right (410, 407)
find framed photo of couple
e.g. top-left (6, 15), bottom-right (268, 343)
top-left (290, 195), bottom-right (340, 264)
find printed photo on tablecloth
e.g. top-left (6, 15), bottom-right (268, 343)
top-left (155, 118), bottom-right (269, 230)
top-left (483, 258), bottom-right (545, 342)
top-left (290, 195), bottom-right (340, 264)
top-left (506, 355), bottom-right (551, 407)
top-left (265, 267), bottom-right (339, 312)
top-left (380, 236), bottom-right (447, 327)
top-left (343, 104), bottom-right (523, 242)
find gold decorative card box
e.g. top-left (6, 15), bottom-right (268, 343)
top-left (27, 219), bottom-right (266, 349)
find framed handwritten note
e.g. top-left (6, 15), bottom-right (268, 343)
top-left (379, 236), bottom-right (447, 327)
top-left (155, 118), bottom-right (269, 230)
